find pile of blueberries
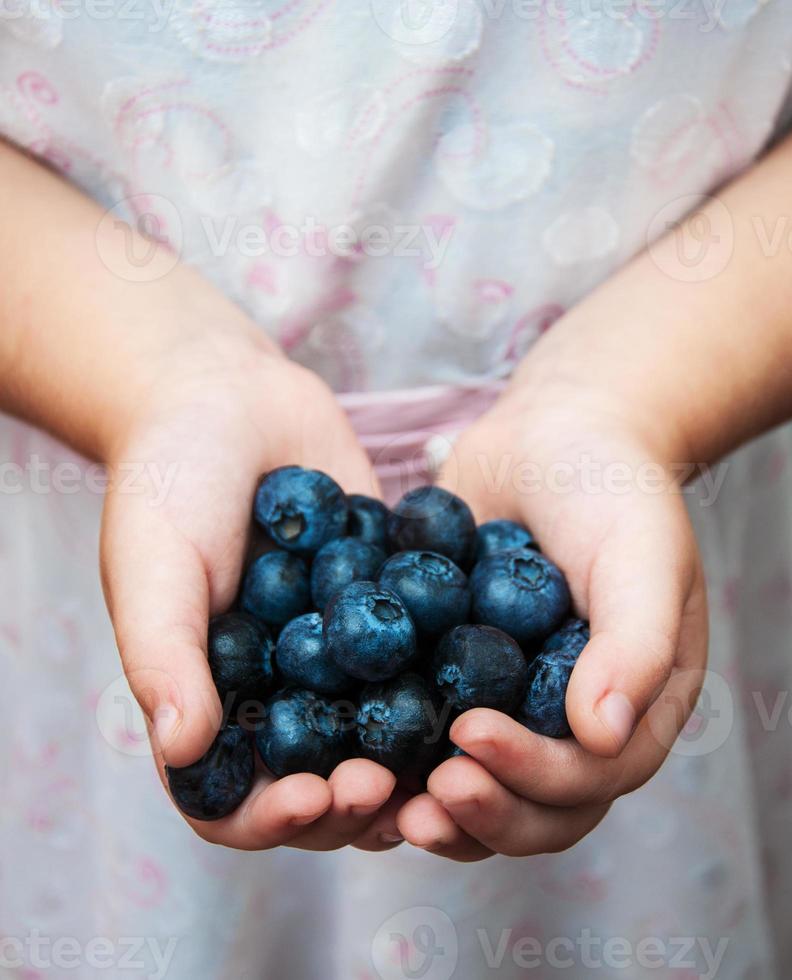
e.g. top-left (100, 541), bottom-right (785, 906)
top-left (166, 466), bottom-right (589, 821)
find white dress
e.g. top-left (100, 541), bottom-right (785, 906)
top-left (2, 2), bottom-right (792, 977)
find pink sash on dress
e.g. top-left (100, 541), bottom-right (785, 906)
top-left (339, 381), bottom-right (507, 504)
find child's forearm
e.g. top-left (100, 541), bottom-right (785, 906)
top-left (0, 141), bottom-right (278, 461)
top-left (514, 132), bottom-right (792, 465)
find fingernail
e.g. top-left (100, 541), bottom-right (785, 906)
top-left (350, 802), bottom-right (384, 818)
top-left (153, 704), bottom-right (180, 750)
top-left (457, 737), bottom-right (496, 758)
top-left (290, 811), bottom-right (324, 827)
top-left (379, 832), bottom-right (403, 844)
top-left (443, 797), bottom-right (479, 820)
top-left (596, 691), bottom-right (635, 751)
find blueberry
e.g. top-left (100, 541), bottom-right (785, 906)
top-left (543, 617), bottom-right (590, 656)
top-left (255, 688), bottom-right (354, 778)
top-left (166, 724), bottom-right (254, 821)
top-left (207, 612), bottom-right (275, 713)
top-left (378, 550), bottom-right (469, 636)
top-left (387, 486), bottom-right (476, 570)
top-left (475, 519), bottom-right (537, 561)
top-left (346, 494), bottom-right (390, 549)
top-left (356, 673), bottom-right (444, 777)
top-left (254, 465), bottom-right (348, 555)
top-left (311, 538), bottom-right (387, 612)
top-left (517, 621), bottom-right (589, 738)
top-left (432, 624), bottom-right (528, 713)
top-left (323, 581), bottom-right (417, 682)
top-left (240, 550), bottom-right (311, 626)
top-left (470, 548), bottom-right (570, 646)
top-left (275, 613), bottom-right (355, 697)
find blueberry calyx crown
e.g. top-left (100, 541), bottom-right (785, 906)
top-left (511, 552), bottom-right (548, 591)
top-left (414, 552), bottom-right (453, 577)
top-left (271, 510), bottom-right (306, 543)
top-left (435, 663), bottom-right (462, 701)
top-left (371, 596), bottom-right (402, 622)
top-left (356, 701), bottom-right (389, 747)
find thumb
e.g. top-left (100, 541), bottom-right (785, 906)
top-left (100, 494), bottom-right (224, 768)
top-left (565, 501), bottom-right (704, 757)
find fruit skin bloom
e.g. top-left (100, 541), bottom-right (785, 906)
top-left (323, 581), bottom-right (417, 682)
top-left (310, 538), bottom-right (387, 612)
top-left (378, 550), bottom-right (470, 637)
top-left (470, 548), bottom-right (570, 646)
top-left (240, 550), bottom-right (311, 626)
top-left (275, 612), bottom-right (355, 697)
top-left (356, 673), bottom-right (443, 778)
top-left (207, 612), bottom-right (275, 713)
top-left (345, 494), bottom-right (389, 549)
top-left (518, 619), bottom-right (590, 738)
top-left (166, 725), bottom-right (254, 821)
top-left (255, 688), bottom-right (353, 778)
top-left (387, 486), bottom-right (477, 570)
top-left (432, 624), bottom-right (529, 713)
top-left (254, 465), bottom-right (348, 556)
top-left (475, 519), bottom-right (538, 561)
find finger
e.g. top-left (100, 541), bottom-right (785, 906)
top-left (427, 757), bottom-right (609, 856)
top-left (397, 793), bottom-right (494, 862)
top-left (433, 424), bottom-right (520, 523)
top-left (451, 681), bottom-right (703, 808)
top-left (308, 438), bottom-right (383, 502)
top-left (152, 731), bottom-right (333, 848)
top-left (352, 786), bottom-right (411, 851)
top-left (566, 501), bottom-right (707, 756)
top-left (101, 495), bottom-right (223, 768)
top-left (171, 770), bottom-right (334, 850)
top-left (281, 759), bottom-right (396, 851)
top-left (194, 774), bottom-right (333, 849)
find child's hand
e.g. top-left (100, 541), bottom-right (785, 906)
top-left (0, 142), bottom-right (403, 852)
top-left (100, 340), bottom-right (402, 851)
top-left (397, 383), bottom-right (708, 861)
top-left (393, 132), bottom-right (792, 860)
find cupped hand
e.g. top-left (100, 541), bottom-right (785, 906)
top-left (397, 383), bottom-right (708, 860)
top-left (100, 332), bottom-right (401, 851)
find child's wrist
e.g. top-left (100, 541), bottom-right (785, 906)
top-left (100, 317), bottom-right (285, 465)
top-left (506, 343), bottom-right (690, 472)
